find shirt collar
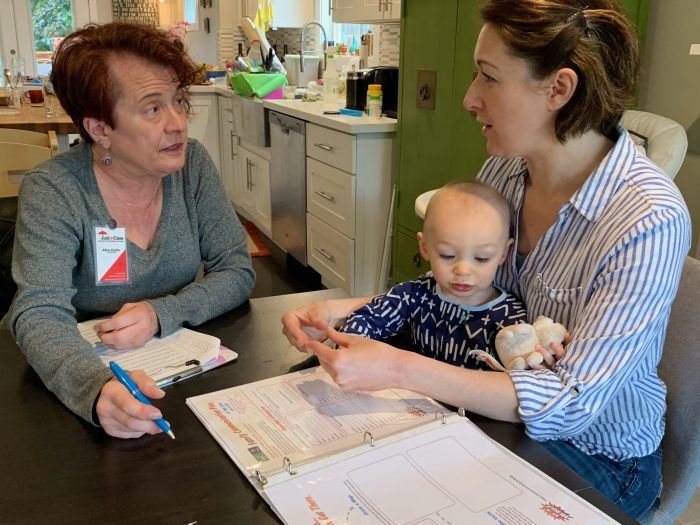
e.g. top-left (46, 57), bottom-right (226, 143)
top-left (568, 126), bottom-right (637, 222)
top-left (506, 125), bottom-right (638, 223)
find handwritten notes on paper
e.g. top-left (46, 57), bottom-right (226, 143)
top-left (78, 319), bottom-right (220, 381)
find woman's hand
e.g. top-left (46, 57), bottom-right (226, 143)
top-left (532, 333), bottom-right (572, 370)
top-left (281, 300), bottom-right (337, 352)
top-left (281, 296), bottom-right (375, 352)
top-left (94, 301), bottom-right (159, 350)
top-left (307, 328), bottom-right (407, 392)
top-left (96, 370), bottom-right (166, 439)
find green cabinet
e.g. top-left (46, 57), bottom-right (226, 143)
top-left (392, 0), bottom-right (487, 282)
top-left (392, 0), bottom-right (649, 282)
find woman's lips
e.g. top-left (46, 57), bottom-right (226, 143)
top-left (482, 124), bottom-right (492, 134)
top-left (162, 143), bottom-right (183, 153)
top-left (451, 283), bottom-right (474, 293)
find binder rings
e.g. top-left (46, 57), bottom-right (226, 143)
top-left (187, 366), bottom-right (617, 525)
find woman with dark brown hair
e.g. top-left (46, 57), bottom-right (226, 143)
top-left (281, 0), bottom-right (690, 518)
top-left (3, 23), bottom-right (254, 439)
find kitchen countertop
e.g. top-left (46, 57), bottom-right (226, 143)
top-left (189, 84), bottom-right (397, 134)
top-left (190, 84), bottom-right (236, 97)
top-left (263, 99), bottom-right (397, 134)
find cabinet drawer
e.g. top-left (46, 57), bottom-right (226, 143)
top-left (306, 123), bottom-right (356, 173)
top-left (307, 213), bottom-right (354, 292)
top-left (306, 158), bottom-right (355, 238)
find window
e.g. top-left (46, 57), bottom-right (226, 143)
top-left (332, 23), bottom-right (372, 52)
top-left (29, 0), bottom-right (74, 75)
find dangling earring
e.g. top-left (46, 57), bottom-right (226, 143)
top-left (101, 148), bottom-right (112, 166)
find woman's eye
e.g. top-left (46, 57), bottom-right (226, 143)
top-left (439, 254), bottom-right (455, 260)
top-left (475, 257), bottom-right (491, 263)
top-left (482, 72), bottom-right (496, 82)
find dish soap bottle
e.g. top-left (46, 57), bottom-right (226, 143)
top-left (322, 65), bottom-right (340, 114)
top-left (336, 64), bottom-right (348, 103)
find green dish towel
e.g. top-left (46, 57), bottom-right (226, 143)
top-left (230, 73), bottom-right (287, 98)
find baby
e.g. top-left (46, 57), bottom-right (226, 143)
top-left (340, 181), bottom-right (526, 370)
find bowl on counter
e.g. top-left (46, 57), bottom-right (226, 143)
top-left (205, 70), bottom-right (227, 81)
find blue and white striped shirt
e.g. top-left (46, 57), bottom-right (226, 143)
top-left (478, 127), bottom-right (691, 460)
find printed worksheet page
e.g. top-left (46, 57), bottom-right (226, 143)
top-left (79, 319), bottom-right (220, 381)
top-left (265, 418), bottom-right (618, 525)
top-left (186, 366), bottom-right (447, 478)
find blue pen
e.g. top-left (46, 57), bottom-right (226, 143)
top-left (109, 361), bottom-right (175, 439)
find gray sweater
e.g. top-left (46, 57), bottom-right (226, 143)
top-left (4, 139), bottom-right (255, 422)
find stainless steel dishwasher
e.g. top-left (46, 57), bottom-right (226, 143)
top-left (269, 111), bottom-right (307, 264)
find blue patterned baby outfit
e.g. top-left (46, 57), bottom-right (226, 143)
top-left (340, 274), bottom-right (527, 370)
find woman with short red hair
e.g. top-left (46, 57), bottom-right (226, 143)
top-left (3, 23), bottom-right (254, 439)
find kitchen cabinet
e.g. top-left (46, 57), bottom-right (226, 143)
top-left (271, 0), bottom-right (316, 28)
top-left (332, 0), bottom-right (400, 23)
top-left (189, 91), bottom-right (221, 175)
top-left (392, 0), bottom-right (648, 283)
top-left (305, 122), bottom-right (394, 296)
top-left (223, 0), bottom-right (314, 27)
top-left (217, 94), bottom-right (239, 203)
top-left (238, 145), bottom-right (272, 236)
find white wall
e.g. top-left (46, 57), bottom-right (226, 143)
top-left (638, 0), bottom-right (700, 258)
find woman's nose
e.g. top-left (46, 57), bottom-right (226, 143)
top-left (165, 105), bottom-right (187, 134)
top-left (463, 78), bottom-right (480, 112)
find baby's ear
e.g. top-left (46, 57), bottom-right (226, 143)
top-left (500, 238), bottom-right (514, 263)
top-left (417, 232), bottom-right (430, 261)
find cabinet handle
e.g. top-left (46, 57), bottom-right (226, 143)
top-left (378, 0), bottom-right (383, 12)
top-left (249, 160), bottom-right (256, 189)
top-left (385, 0), bottom-right (391, 12)
top-left (230, 131), bottom-right (235, 160)
top-left (314, 191), bottom-right (335, 202)
top-left (246, 159), bottom-right (251, 190)
top-left (314, 142), bottom-right (334, 151)
top-left (314, 247), bottom-right (336, 263)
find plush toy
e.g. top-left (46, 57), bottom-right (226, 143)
top-left (468, 316), bottom-right (567, 372)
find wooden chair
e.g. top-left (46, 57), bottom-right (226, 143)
top-left (0, 129), bottom-right (59, 197)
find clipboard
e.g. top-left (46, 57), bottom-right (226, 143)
top-left (155, 345), bottom-right (239, 388)
top-left (78, 319), bottom-right (238, 385)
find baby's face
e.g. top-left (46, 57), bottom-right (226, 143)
top-left (419, 192), bottom-right (511, 307)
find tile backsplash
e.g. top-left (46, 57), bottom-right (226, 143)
top-left (378, 24), bottom-right (400, 67)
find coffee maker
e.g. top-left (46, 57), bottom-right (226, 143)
top-left (345, 66), bottom-right (399, 118)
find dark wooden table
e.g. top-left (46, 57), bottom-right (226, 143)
top-left (0, 289), bottom-right (638, 524)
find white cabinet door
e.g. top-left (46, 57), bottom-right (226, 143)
top-left (189, 93), bottom-right (221, 175)
top-left (385, 0), bottom-right (401, 21)
top-left (272, 0), bottom-right (316, 28)
top-left (241, 0), bottom-right (258, 19)
top-left (248, 150), bottom-right (272, 234)
top-left (332, 0), bottom-right (385, 23)
top-left (238, 148), bottom-right (258, 216)
top-left (218, 97), bottom-right (238, 201)
top-left (238, 146), bottom-right (271, 235)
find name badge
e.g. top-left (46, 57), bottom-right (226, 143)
top-left (94, 224), bottom-right (130, 285)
